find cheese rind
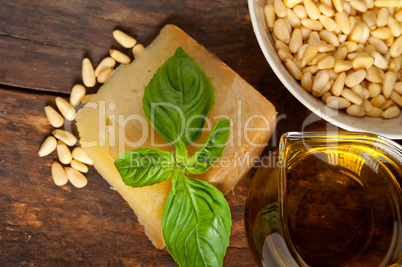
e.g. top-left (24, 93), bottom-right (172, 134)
top-left (76, 24), bottom-right (276, 248)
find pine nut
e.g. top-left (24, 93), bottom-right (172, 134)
top-left (65, 167), bottom-right (88, 188)
top-left (284, 0), bottom-right (302, 8)
top-left (318, 43), bottom-right (336, 52)
top-left (301, 19), bottom-right (324, 31)
top-left (380, 99), bottom-right (394, 110)
top-left (335, 12), bottom-right (351, 34)
top-left (368, 83), bottom-right (382, 97)
top-left (368, 36), bottom-right (389, 54)
top-left (346, 104), bottom-right (366, 117)
top-left (390, 91), bottom-right (402, 107)
top-left (94, 57), bottom-right (116, 77)
top-left (97, 68), bottom-right (113, 84)
top-left (370, 51), bottom-right (388, 69)
top-left (334, 60), bottom-right (352, 72)
top-left (360, 23), bottom-right (371, 44)
top-left (372, 27), bottom-right (392, 39)
top-left (71, 159), bottom-right (89, 173)
top-left (339, 41), bottom-right (358, 53)
top-left (44, 106), bottom-right (64, 128)
top-left (382, 106), bottom-right (400, 119)
top-left (326, 96), bottom-right (351, 109)
top-left (52, 129), bottom-right (77, 146)
top-left (320, 30), bottom-right (340, 46)
top-left (113, 29), bottom-right (137, 48)
top-left (310, 52), bottom-right (328, 65)
top-left (302, 45), bottom-right (319, 66)
top-left (371, 94), bottom-right (387, 106)
top-left (318, 56), bottom-right (336, 69)
top-left (387, 17), bottom-right (402, 37)
top-left (390, 36), bottom-right (402, 58)
top-left (364, 0), bottom-right (374, 9)
top-left (82, 58), bottom-right (96, 88)
top-left (265, 5), bottom-right (276, 30)
top-left (55, 97), bottom-right (76, 121)
top-left (302, 65), bottom-right (319, 74)
top-left (386, 35), bottom-right (395, 47)
top-left (374, 0), bottom-right (400, 8)
top-left (133, 44), bottom-right (145, 56)
top-left (347, 52), bottom-right (370, 60)
top-left (351, 0), bottom-right (368, 12)
top-left (364, 99), bottom-right (374, 112)
top-left (352, 56), bottom-right (374, 70)
top-left (51, 161), bottom-right (68, 186)
top-left (285, 59), bottom-right (303, 79)
top-left (110, 49), bottom-right (131, 64)
top-left (332, 72), bottom-right (346, 96)
top-left (362, 11), bottom-right (377, 30)
top-left (70, 84), bottom-right (86, 107)
top-left (275, 40), bottom-right (290, 51)
top-left (293, 5), bottom-right (308, 19)
top-left (349, 24), bottom-right (364, 42)
top-left (38, 136), bottom-right (57, 157)
top-left (312, 70), bottom-right (330, 95)
top-left (321, 91), bottom-right (333, 102)
top-left (287, 8), bottom-right (302, 28)
top-left (316, 79), bottom-right (333, 97)
top-left (72, 147), bottom-right (93, 165)
top-left (81, 93), bottom-right (95, 104)
top-left (342, 88), bottom-right (364, 104)
top-left (300, 26), bottom-right (312, 40)
top-left (319, 4), bottom-right (334, 17)
top-left (278, 49), bottom-right (294, 61)
top-left (345, 69), bottom-right (366, 88)
top-left (274, 0), bottom-right (287, 17)
top-left (304, 0), bottom-right (321, 20)
top-left (338, 34), bottom-right (348, 43)
top-left (364, 44), bottom-right (376, 54)
top-left (395, 10), bottom-right (402, 22)
top-left (395, 82), bottom-right (402, 94)
top-left (366, 106), bottom-right (383, 117)
top-left (366, 66), bottom-right (383, 83)
top-left (289, 28), bottom-right (303, 53)
top-left (308, 31), bottom-right (321, 46)
top-left (319, 15), bottom-right (337, 32)
top-left (332, 0), bottom-right (344, 12)
top-left (333, 47), bottom-right (348, 60)
top-left (301, 72), bottom-right (313, 91)
top-left (377, 8), bottom-right (389, 27)
top-left (383, 71), bottom-right (397, 98)
top-left (57, 141), bottom-right (72, 165)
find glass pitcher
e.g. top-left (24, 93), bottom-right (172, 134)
top-left (245, 132), bottom-right (402, 267)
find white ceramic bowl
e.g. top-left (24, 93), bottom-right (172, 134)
top-left (248, 0), bottom-right (402, 140)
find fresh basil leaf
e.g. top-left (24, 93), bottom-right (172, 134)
top-left (114, 148), bottom-right (175, 187)
top-left (187, 118), bottom-right (231, 174)
top-left (162, 173), bottom-right (231, 267)
top-left (174, 139), bottom-right (188, 165)
top-left (142, 47), bottom-right (215, 146)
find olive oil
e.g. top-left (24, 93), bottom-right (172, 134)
top-left (245, 133), bottom-right (402, 267)
top-left (285, 147), bottom-right (401, 266)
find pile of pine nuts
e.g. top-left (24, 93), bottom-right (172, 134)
top-left (38, 29), bottom-right (144, 188)
top-left (266, 0), bottom-right (402, 119)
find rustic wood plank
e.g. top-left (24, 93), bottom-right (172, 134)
top-left (0, 0), bottom-right (265, 94)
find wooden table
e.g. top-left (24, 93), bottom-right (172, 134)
top-left (1, 0), bottom-right (400, 266)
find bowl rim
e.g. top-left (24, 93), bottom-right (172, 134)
top-left (248, 0), bottom-right (402, 140)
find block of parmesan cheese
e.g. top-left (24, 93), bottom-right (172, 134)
top-left (75, 24), bottom-right (276, 249)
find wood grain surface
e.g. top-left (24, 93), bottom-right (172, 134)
top-left (1, 0), bottom-right (400, 266)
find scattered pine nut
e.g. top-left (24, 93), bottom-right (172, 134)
top-left (57, 141), bottom-right (72, 165)
top-left (72, 147), bottom-right (93, 165)
top-left (38, 136), bottom-right (57, 157)
top-left (70, 84), bottom-right (86, 107)
top-left (55, 97), bottom-right (76, 121)
top-left (110, 49), bottom-right (131, 64)
top-left (97, 68), bottom-right (113, 84)
top-left (113, 29), bottom-right (137, 48)
top-left (82, 58), bottom-right (96, 87)
top-left (71, 159), bottom-right (89, 173)
top-left (51, 161), bottom-right (68, 186)
top-left (44, 106), bottom-right (64, 128)
top-left (65, 167), bottom-right (88, 188)
top-left (52, 129), bottom-right (77, 146)
top-left (94, 57), bottom-right (116, 77)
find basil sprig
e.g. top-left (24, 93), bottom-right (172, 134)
top-left (114, 47), bottom-right (231, 267)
